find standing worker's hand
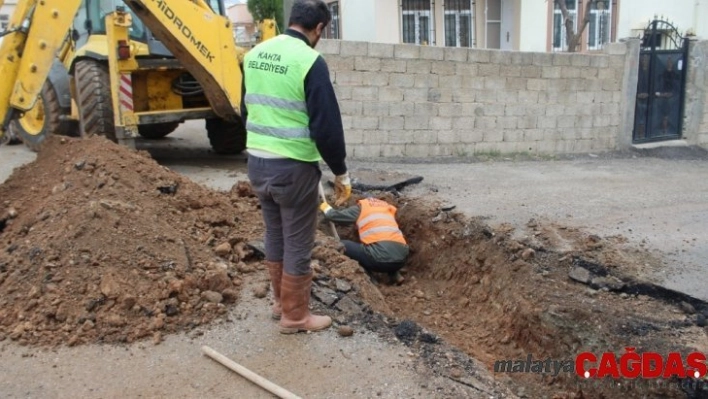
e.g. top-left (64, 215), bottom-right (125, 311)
top-left (334, 173), bottom-right (351, 206)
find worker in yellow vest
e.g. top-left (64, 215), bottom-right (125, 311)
top-left (242, 0), bottom-right (351, 334)
top-left (320, 197), bottom-right (409, 285)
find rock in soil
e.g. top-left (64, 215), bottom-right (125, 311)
top-left (520, 248), bottom-right (535, 260)
top-left (568, 266), bottom-right (592, 284)
top-left (335, 296), bottom-right (361, 315)
top-left (337, 326), bottom-right (354, 337)
top-left (335, 279), bottom-right (352, 293)
top-left (214, 242), bottom-right (232, 257)
top-left (449, 368), bottom-right (463, 379)
top-left (252, 284), bottom-right (268, 299)
top-left (201, 291), bottom-right (224, 304)
top-left (590, 276), bottom-right (625, 291)
top-left (312, 286), bottom-right (338, 306)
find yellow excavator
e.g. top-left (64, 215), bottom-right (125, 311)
top-left (0, 0), bottom-right (278, 153)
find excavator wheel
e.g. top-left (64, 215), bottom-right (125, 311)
top-left (205, 117), bottom-right (247, 155)
top-left (74, 59), bottom-right (117, 142)
top-left (138, 122), bottom-right (180, 139)
top-left (8, 80), bottom-right (72, 152)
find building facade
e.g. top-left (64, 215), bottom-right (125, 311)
top-left (323, 0), bottom-right (708, 52)
top-left (227, 2), bottom-right (257, 47)
top-left (0, 0), bottom-right (17, 33)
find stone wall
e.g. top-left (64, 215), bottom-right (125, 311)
top-left (318, 39), bottom-right (633, 158)
top-left (685, 40), bottom-right (708, 146)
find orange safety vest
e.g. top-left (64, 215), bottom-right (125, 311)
top-left (356, 198), bottom-right (407, 245)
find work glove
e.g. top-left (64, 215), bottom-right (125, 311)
top-left (319, 201), bottom-right (332, 215)
top-left (334, 172), bottom-right (351, 206)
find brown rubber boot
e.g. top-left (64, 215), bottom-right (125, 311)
top-left (265, 261), bottom-right (283, 320)
top-left (279, 271), bottom-right (332, 334)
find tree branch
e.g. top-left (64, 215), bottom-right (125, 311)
top-left (570, 0), bottom-right (595, 52)
top-left (555, 0), bottom-right (575, 51)
top-left (555, 0), bottom-right (597, 52)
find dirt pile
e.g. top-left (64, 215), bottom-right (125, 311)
top-left (0, 136), bottom-right (264, 346)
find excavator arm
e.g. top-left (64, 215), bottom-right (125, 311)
top-left (0, 0), bottom-right (245, 143)
top-left (0, 0), bottom-right (81, 139)
top-left (122, 0), bottom-right (244, 123)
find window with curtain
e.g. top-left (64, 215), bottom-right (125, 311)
top-left (402, 0), bottom-right (433, 45)
top-left (322, 1), bottom-right (340, 39)
top-left (444, 0), bottom-right (474, 47)
top-left (587, 0), bottom-right (611, 50)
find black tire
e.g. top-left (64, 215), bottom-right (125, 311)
top-left (74, 60), bottom-right (116, 141)
top-left (206, 118), bottom-right (246, 155)
top-left (8, 80), bottom-right (69, 152)
top-left (138, 122), bottom-right (180, 139)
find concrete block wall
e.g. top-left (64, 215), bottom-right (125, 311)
top-left (686, 40), bottom-right (708, 146)
top-left (702, 100), bottom-right (708, 146)
top-left (318, 39), bottom-right (629, 158)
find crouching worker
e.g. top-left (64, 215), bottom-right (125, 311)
top-left (320, 197), bottom-right (409, 284)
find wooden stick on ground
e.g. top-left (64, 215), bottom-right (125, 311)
top-left (201, 346), bottom-right (302, 399)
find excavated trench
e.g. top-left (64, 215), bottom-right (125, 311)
top-left (332, 194), bottom-right (708, 399)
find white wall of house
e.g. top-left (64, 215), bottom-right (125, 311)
top-left (325, 0), bottom-right (708, 52)
top-left (227, 3), bottom-right (256, 45)
top-left (617, 0), bottom-right (708, 39)
top-left (518, 0), bottom-right (548, 52)
top-left (337, 0), bottom-right (481, 47)
top-left (340, 0), bottom-right (400, 44)
top-left (341, 0), bottom-right (377, 42)
top-left (375, 0), bottom-right (401, 44)
top-left (0, 0), bottom-right (17, 45)
top-left (697, 1), bottom-right (708, 39)
top-left (0, 0), bottom-right (17, 28)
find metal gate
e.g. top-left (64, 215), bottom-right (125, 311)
top-left (633, 20), bottom-right (689, 143)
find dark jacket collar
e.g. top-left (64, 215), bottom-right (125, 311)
top-left (285, 28), bottom-right (312, 47)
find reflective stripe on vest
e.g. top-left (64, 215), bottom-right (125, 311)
top-left (359, 226), bottom-right (404, 240)
top-left (245, 93), bottom-right (307, 113)
top-left (356, 213), bottom-right (397, 229)
top-left (356, 198), bottom-right (407, 245)
top-left (244, 35), bottom-right (321, 162)
top-left (246, 121), bottom-right (310, 139)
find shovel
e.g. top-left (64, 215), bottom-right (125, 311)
top-left (318, 181), bottom-right (339, 240)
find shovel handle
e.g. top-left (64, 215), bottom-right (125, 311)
top-left (318, 181), bottom-right (340, 240)
top-left (202, 346), bottom-right (302, 399)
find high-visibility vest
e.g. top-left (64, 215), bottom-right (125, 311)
top-left (356, 198), bottom-right (407, 245)
top-left (243, 34), bottom-right (321, 162)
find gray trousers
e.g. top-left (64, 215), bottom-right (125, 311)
top-left (341, 240), bottom-right (405, 274)
top-left (247, 155), bottom-right (321, 276)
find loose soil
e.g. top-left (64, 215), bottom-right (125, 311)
top-left (1, 136), bottom-right (707, 398)
top-left (0, 136), bottom-right (263, 346)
